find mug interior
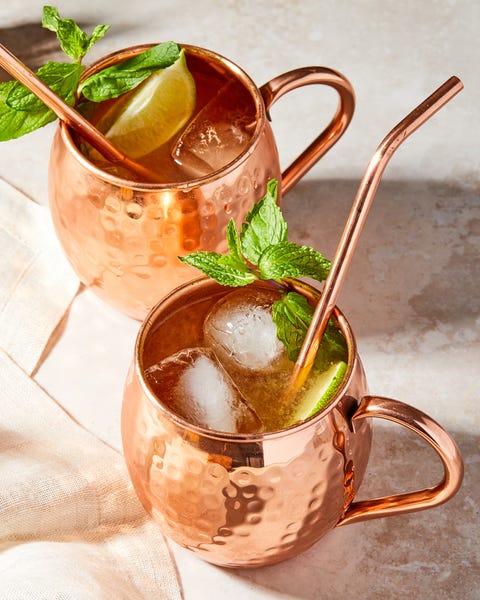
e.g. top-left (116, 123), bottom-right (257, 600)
top-left (135, 277), bottom-right (357, 441)
top-left (58, 43), bottom-right (266, 190)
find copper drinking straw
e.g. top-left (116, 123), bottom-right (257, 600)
top-left (0, 42), bottom-right (160, 182)
top-left (289, 75), bottom-right (464, 393)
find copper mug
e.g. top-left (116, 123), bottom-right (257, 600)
top-left (121, 278), bottom-right (464, 568)
top-left (48, 43), bottom-right (355, 320)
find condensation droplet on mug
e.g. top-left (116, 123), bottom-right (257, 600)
top-left (126, 201), bottom-right (144, 219)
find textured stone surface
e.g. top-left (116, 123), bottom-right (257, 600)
top-left (1, 0), bottom-right (478, 598)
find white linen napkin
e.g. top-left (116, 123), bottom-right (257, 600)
top-left (0, 180), bottom-right (182, 599)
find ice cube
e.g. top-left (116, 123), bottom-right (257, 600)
top-left (203, 287), bottom-right (289, 372)
top-left (203, 287), bottom-right (294, 429)
top-left (145, 347), bottom-right (261, 433)
top-left (171, 80), bottom-right (257, 178)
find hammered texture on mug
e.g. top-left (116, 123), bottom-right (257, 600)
top-left (122, 352), bottom-right (372, 568)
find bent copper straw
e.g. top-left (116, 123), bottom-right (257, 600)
top-left (287, 75), bottom-right (464, 395)
top-left (0, 43), bottom-right (160, 183)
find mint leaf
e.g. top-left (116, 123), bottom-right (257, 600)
top-left (258, 241), bottom-right (331, 281)
top-left (225, 219), bottom-right (250, 271)
top-left (240, 179), bottom-right (287, 264)
top-left (0, 81), bottom-right (56, 141)
top-left (272, 292), bottom-right (312, 362)
top-left (6, 62), bottom-right (83, 111)
top-left (179, 252), bottom-right (257, 287)
top-left (42, 6), bottom-right (109, 63)
top-left (79, 42), bottom-right (181, 102)
top-left (272, 292), bottom-right (347, 370)
top-left (84, 25), bottom-right (110, 55)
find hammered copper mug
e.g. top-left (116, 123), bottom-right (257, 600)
top-left (48, 43), bottom-right (355, 319)
top-left (121, 278), bottom-right (464, 568)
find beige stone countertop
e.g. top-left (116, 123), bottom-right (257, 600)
top-left (1, 1), bottom-right (479, 598)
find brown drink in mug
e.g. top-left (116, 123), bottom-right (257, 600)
top-left (48, 43), bottom-right (355, 319)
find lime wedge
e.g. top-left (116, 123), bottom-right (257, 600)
top-left (99, 50), bottom-right (196, 158)
top-left (288, 361), bottom-right (348, 425)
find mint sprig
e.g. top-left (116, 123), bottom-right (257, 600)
top-left (180, 179), bottom-right (345, 367)
top-left (240, 179), bottom-right (287, 264)
top-left (0, 6), bottom-right (180, 141)
top-left (179, 179), bottom-right (330, 286)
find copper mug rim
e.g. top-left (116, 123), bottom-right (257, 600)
top-left (58, 43), bottom-right (267, 192)
top-left (133, 276), bottom-right (357, 441)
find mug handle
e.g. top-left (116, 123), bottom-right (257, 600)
top-left (337, 395), bottom-right (464, 527)
top-left (259, 67), bottom-right (355, 194)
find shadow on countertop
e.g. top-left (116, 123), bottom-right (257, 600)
top-left (280, 177), bottom-right (480, 340)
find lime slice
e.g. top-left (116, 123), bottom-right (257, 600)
top-left (288, 361), bottom-right (348, 425)
top-left (99, 50), bottom-right (196, 158)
